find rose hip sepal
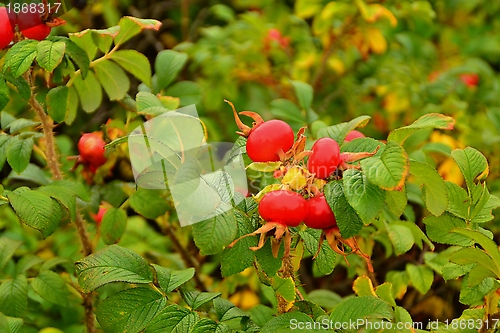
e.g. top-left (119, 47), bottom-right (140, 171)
top-left (314, 226), bottom-right (373, 272)
top-left (228, 189), bottom-right (307, 258)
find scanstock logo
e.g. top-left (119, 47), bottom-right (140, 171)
top-left (128, 105), bottom-right (248, 227)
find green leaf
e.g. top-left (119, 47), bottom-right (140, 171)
top-left (129, 189), bottom-right (169, 219)
top-left (442, 262), bottom-right (475, 281)
top-left (31, 270), bottom-right (70, 306)
top-left (0, 275), bottom-right (28, 317)
top-left (213, 298), bottom-right (248, 322)
top-left (93, 59), bottom-right (130, 100)
top-left (7, 188), bottom-right (61, 238)
top-left (190, 319), bottom-right (231, 333)
top-left (254, 240), bottom-right (284, 277)
top-left (65, 86), bottom-right (79, 124)
top-left (329, 295), bottom-right (393, 323)
top-left (375, 283), bottom-right (396, 307)
top-left (152, 265), bottom-right (195, 293)
top-left (154, 50), bottom-right (188, 91)
top-left (0, 135), bottom-right (11, 170)
top-left (343, 169), bottom-right (386, 223)
top-left (290, 80), bottom-right (313, 110)
top-left (452, 229), bottom-right (500, 269)
top-left (75, 245), bottom-right (154, 292)
top-left (317, 115), bottom-right (371, 143)
top-left (100, 208), bottom-right (127, 245)
top-left (36, 41), bottom-right (66, 72)
top-left (385, 188), bottom-right (407, 217)
top-left (91, 27), bottom-right (120, 53)
top-left (446, 181), bottom-right (469, 219)
top-left (143, 305), bottom-right (198, 333)
top-left (406, 264), bottom-right (433, 294)
top-left (271, 276), bottom-right (295, 302)
top-left (63, 38), bottom-right (90, 79)
top-left (353, 276), bottom-right (376, 297)
top-left (46, 86), bottom-right (69, 123)
top-left (6, 136), bottom-right (33, 174)
top-left (361, 141), bottom-right (409, 191)
top-left (15, 254), bottom-right (43, 275)
top-left (262, 312), bottom-right (317, 333)
top-left (6, 118), bottom-right (40, 134)
top-left (165, 81), bottom-right (201, 106)
top-left (114, 16), bottom-right (162, 46)
top-left (388, 113), bottom-right (455, 144)
top-left (50, 179), bottom-right (90, 202)
top-left (0, 78), bottom-right (9, 111)
top-left (269, 99), bottom-right (304, 124)
top-left (409, 160), bottom-right (448, 216)
top-left (110, 50), bottom-right (152, 87)
top-left (307, 289), bottom-right (343, 310)
top-left (0, 313), bottom-right (23, 333)
top-left (387, 223), bottom-right (414, 255)
top-left (386, 271), bottom-right (409, 299)
top-left (73, 71), bottom-right (102, 113)
top-left (192, 210), bottom-right (237, 255)
top-left (96, 287), bottom-right (167, 333)
top-left (299, 229), bottom-right (336, 276)
top-left (471, 193), bottom-right (500, 223)
top-left (451, 147), bottom-right (488, 193)
top-left (38, 184), bottom-right (77, 221)
top-left (1, 111), bottom-right (16, 129)
top-left (221, 212), bottom-right (257, 277)
top-left (294, 300), bottom-right (327, 321)
top-left (324, 181), bottom-right (363, 238)
top-left (423, 214), bottom-right (473, 246)
top-left (0, 237), bottom-right (23, 271)
top-left (135, 91), bottom-right (169, 116)
top-left (181, 290), bottom-right (221, 311)
top-left (3, 40), bottom-right (38, 77)
top-left (459, 275), bottom-right (495, 306)
top-left (69, 30), bottom-right (98, 63)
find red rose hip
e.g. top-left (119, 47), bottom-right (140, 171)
top-left (258, 190), bottom-right (307, 227)
top-left (307, 138), bottom-right (341, 179)
top-left (304, 194), bottom-right (337, 229)
top-left (17, 11), bottom-right (51, 41)
top-left (246, 120), bottom-right (294, 162)
top-left (0, 7), bottom-right (15, 49)
top-left (78, 132), bottom-right (107, 167)
top-left (344, 130), bottom-right (365, 142)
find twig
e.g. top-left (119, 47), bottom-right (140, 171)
top-left (26, 70), bottom-right (95, 333)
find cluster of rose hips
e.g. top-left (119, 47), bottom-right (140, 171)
top-left (0, 5), bottom-right (65, 49)
top-left (226, 101), bottom-right (373, 270)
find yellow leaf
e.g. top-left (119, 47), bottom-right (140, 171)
top-left (353, 276), bottom-right (377, 297)
top-left (327, 57), bottom-right (345, 75)
top-left (282, 166), bottom-right (308, 190)
top-left (367, 28), bottom-right (387, 54)
top-left (438, 158), bottom-right (464, 186)
top-left (229, 290), bottom-right (260, 310)
top-left (383, 91), bottom-right (409, 114)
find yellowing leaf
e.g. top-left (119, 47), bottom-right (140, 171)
top-left (383, 91), bottom-right (409, 114)
top-left (228, 290), bottom-right (260, 310)
top-left (327, 57), bottom-right (345, 74)
top-left (282, 166), bottom-right (308, 190)
top-left (367, 28), bottom-right (387, 54)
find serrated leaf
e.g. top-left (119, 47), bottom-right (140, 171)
top-left (93, 59), bottom-right (130, 100)
top-left (324, 181), bottom-right (363, 238)
top-left (388, 113), bottom-right (455, 144)
top-left (15, 254), bottom-right (43, 275)
top-left (69, 30), bottom-right (98, 63)
top-left (6, 118), bottom-right (40, 134)
top-left (3, 40), bottom-right (38, 77)
top-left (114, 17), bottom-right (162, 46)
top-left (221, 212), bottom-right (257, 277)
top-left (129, 189), bottom-right (169, 219)
top-left (406, 264), bottom-right (433, 294)
top-left (423, 214), bottom-right (473, 246)
top-left (387, 223), bottom-right (414, 255)
top-left (213, 298), bottom-right (248, 322)
top-left (91, 27), bottom-right (120, 53)
top-left (385, 188), bottom-right (407, 217)
top-left (63, 38), bottom-right (90, 79)
top-left (75, 245), bottom-right (153, 292)
top-left (0, 275), bottom-right (28, 317)
top-left (110, 50), bottom-right (152, 87)
top-left (143, 305), bottom-right (198, 333)
top-left (353, 276), bottom-right (377, 297)
top-left (135, 91), bottom-right (168, 116)
top-left (0, 237), bottom-right (23, 271)
top-left (290, 80), bottom-right (313, 110)
top-left (46, 86), bottom-right (68, 123)
top-left (38, 185), bottom-right (77, 221)
top-left (73, 71), bottom-right (102, 113)
top-left (329, 295), bottom-right (393, 322)
top-left (451, 147), bottom-right (488, 193)
top-left (31, 270), bottom-right (70, 306)
top-left (386, 271), bottom-right (409, 299)
top-left (36, 41), bottom-right (66, 72)
top-left (271, 276), bottom-right (295, 302)
top-left (181, 290), bottom-right (221, 311)
top-left (192, 210), bottom-right (237, 255)
top-left (261, 312), bottom-right (317, 333)
top-left (299, 229), bottom-right (336, 276)
top-left (190, 319), bottom-right (231, 333)
top-left (65, 86), bottom-right (79, 124)
top-left (165, 81), bottom-right (201, 106)
top-left (409, 160), bottom-right (447, 216)
top-left (100, 208), bottom-right (127, 245)
top-left (375, 283), bottom-right (396, 307)
top-left (361, 141), bottom-right (409, 191)
top-left (7, 189), bottom-right (61, 238)
top-left (155, 50), bottom-right (188, 92)
top-left (0, 313), bottom-right (23, 333)
top-left (152, 265), bottom-right (194, 293)
top-left (442, 262), bottom-right (475, 281)
top-left (6, 136), bottom-right (33, 174)
top-left (343, 169), bottom-right (386, 223)
top-left (0, 78), bottom-right (9, 111)
top-left (254, 240), bottom-right (284, 277)
top-left (318, 115), bottom-right (371, 144)
top-left (96, 287), bottom-right (167, 333)
top-left (446, 181), bottom-right (469, 219)
top-left (452, 229), bottom-right (500, 270)
top-left (0, 135), bottom-right (10, 171)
